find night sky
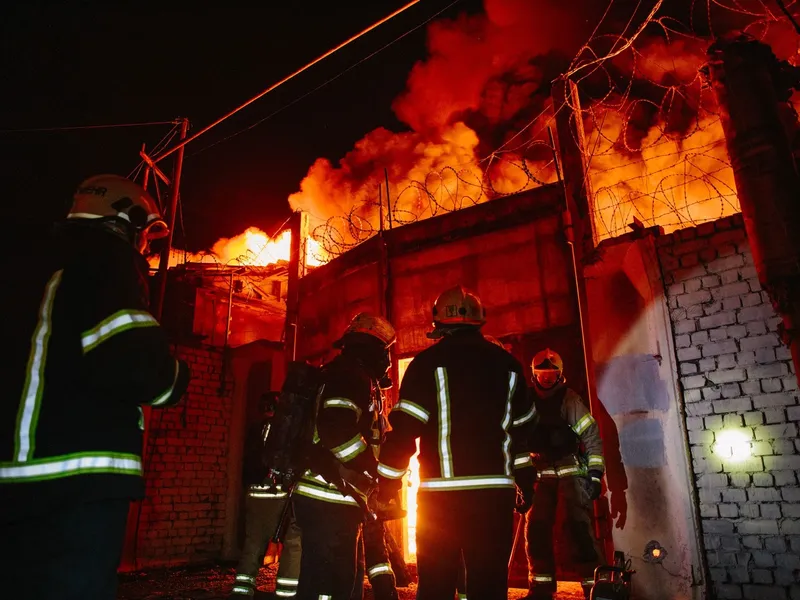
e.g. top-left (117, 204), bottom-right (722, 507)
top-left (1, 0), bottom-right (480, 251)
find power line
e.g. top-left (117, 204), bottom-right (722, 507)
top-left (154, 0), bottom-right (423, 163)
top-left (0, 120), bottom-right (176, 133)
top-left (188, 0), bottom-right (464, 158)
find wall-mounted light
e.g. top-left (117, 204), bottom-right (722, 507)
top-left (713, 429), bottom-right (752, 462)
top-left (643, 540), bottom-right (667, 564)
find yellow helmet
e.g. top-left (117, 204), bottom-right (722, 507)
top-left (429, 285), bottom-right (486, 338)
top-left (337, 312), bottom-right (396, 348)
top-left (531, 348), bottom-right (564, 389)
top-left (68, 174), bottom-right (168, 253)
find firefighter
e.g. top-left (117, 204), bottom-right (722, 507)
top-left (523, 349), bottom-right (606, 600)
top-left (1, 175), bottom-right (191, 600)
top-left (293, 312), bottom-right (397, 600)
top-left (230, 393), bottom-right (302, 599)
top-left (375, 285), bottom-right (537, 600)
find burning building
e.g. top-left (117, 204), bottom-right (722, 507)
top-left (123, 3), bottom-right (800, 599)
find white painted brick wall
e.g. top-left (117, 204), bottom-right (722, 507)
top-left (658, 215), bottom-right (800, 600)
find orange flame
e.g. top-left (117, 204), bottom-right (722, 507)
top-left (149, 227), bottom-right (328, 269)
top-left (406, 447), bottom-right (421, 561)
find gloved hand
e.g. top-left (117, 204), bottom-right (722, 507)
top-left (587, 470), bottom-right (603, 501)
top-left (515, 485), bottom-right (534, 514)
top-left (371, 478), bottom-right (406, 520)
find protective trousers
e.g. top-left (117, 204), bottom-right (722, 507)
top-left (524, 477), bottom-right (604, 598)
top-left (294, 494), bottom-right (363, 599)
top-left (351, 520), bottom-right (398, 600)
top-left (230, 489), bottom-right (302, 598)
top-left (2, 498), bottom-right (130, 600)
top-left (416, 488), bottom-right (515, 600)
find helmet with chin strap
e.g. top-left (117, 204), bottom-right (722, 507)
top-left (531, 348), bottom-right (564, 390)
top-left (68, 174), bottom-right (168, 254)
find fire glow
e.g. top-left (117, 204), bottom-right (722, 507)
top-left (152, 227), bottom-right (327, 270)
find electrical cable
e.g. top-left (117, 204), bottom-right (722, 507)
top-left (188, 0), bottom-right (464, 158)
top-left (0, 120), bottom-right (176, 133)
top-left (155, 0), bottom-right (424, 163)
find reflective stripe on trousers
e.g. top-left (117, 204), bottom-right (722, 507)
top-left (275, 576), bottom-right (298, 597)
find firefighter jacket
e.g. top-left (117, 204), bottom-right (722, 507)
top-left (294, 353), bottom-right (380, 506)
top-left (377, 329), bottom-right (536, 493)
top-left (0, 224), bottom-right (190, 521)
top-left (529, 385), bottom-right (604, 479)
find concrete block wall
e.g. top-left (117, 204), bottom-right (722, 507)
top-left (135, 344), bottom-right (234, 567)
top-left (658, 214), bottom-right (800, 600)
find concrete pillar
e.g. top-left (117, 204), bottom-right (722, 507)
top-left (704, 33), bottom-right (800, 384)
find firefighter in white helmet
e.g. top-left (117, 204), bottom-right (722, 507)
top-left (1, 175), bottom-right (191, 599)
top-left (293, 312), bottom-right (399, 600)
top-left (376, 285), bottom-right (537, 599)
top-left (522, 349), bottom-right (606, 600)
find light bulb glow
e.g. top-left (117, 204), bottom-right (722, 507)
top-left (713, 429), bottom-right (752, 462)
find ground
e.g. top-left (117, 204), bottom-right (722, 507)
top-left (117, 564), bottom-right (585, 599)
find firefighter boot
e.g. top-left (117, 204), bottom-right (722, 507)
top-left (582, 581), bottom-right (594, 600)
top-left (369, 572), bottom-right (399, 600)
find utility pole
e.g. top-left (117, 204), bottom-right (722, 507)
top-left (153, 117), bottom-right (189, 321)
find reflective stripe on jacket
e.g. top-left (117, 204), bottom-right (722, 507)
top-left (300, 353), bottom-right (378, 506)
top-left (531, 387), bottom-right (604, 478)
top-left (378, 330), bottom-right (536, 493)
top-left (1, 225), bottom-right (190, 519)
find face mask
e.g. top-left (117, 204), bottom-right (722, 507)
top-left (535, 370), bottom-right (561, 389)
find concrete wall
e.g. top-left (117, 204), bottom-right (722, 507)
top-left (658, 214), bottom-right (800, 600)
top-left (585, 233), bottom-right (706, 600)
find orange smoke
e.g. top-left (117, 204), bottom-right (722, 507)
top-left (288, 123), bottom-right (485, 246)
top-left (149, 227), bottom-right (327, 269)
top-left (208, 1), bottom-right (796, 260)
top-left (286, 0), bottom-right (601, 250)
top-left (393, 0), bottom-right (601, 132)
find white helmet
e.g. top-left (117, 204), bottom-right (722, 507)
top-left (69, 174), bottom-right (168, 254)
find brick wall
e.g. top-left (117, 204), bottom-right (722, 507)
top-left (658, 214), bottom-right (800, 600)
top-left (135, 344), bottom-right (234, 567)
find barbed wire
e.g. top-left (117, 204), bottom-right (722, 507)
top-left (304, 0), bottom-right (800, 258)
top-left (172, 0), bottom-right (800, 263)
top-left (573, 0), bottom-right (800, 241)
top-left (310, 152), bottom-right (557, 258)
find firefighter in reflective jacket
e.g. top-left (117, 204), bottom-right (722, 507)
top-left (293, 313), bottom-right (397, 600)
top-left (376, 285), bottom-right (537, 600)
top-left (230, 393), bottom-right (302, 599)
top-left (1, 175), bottom-right (191, 600)
top-left (523, 349), bottom-right (605, 600)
